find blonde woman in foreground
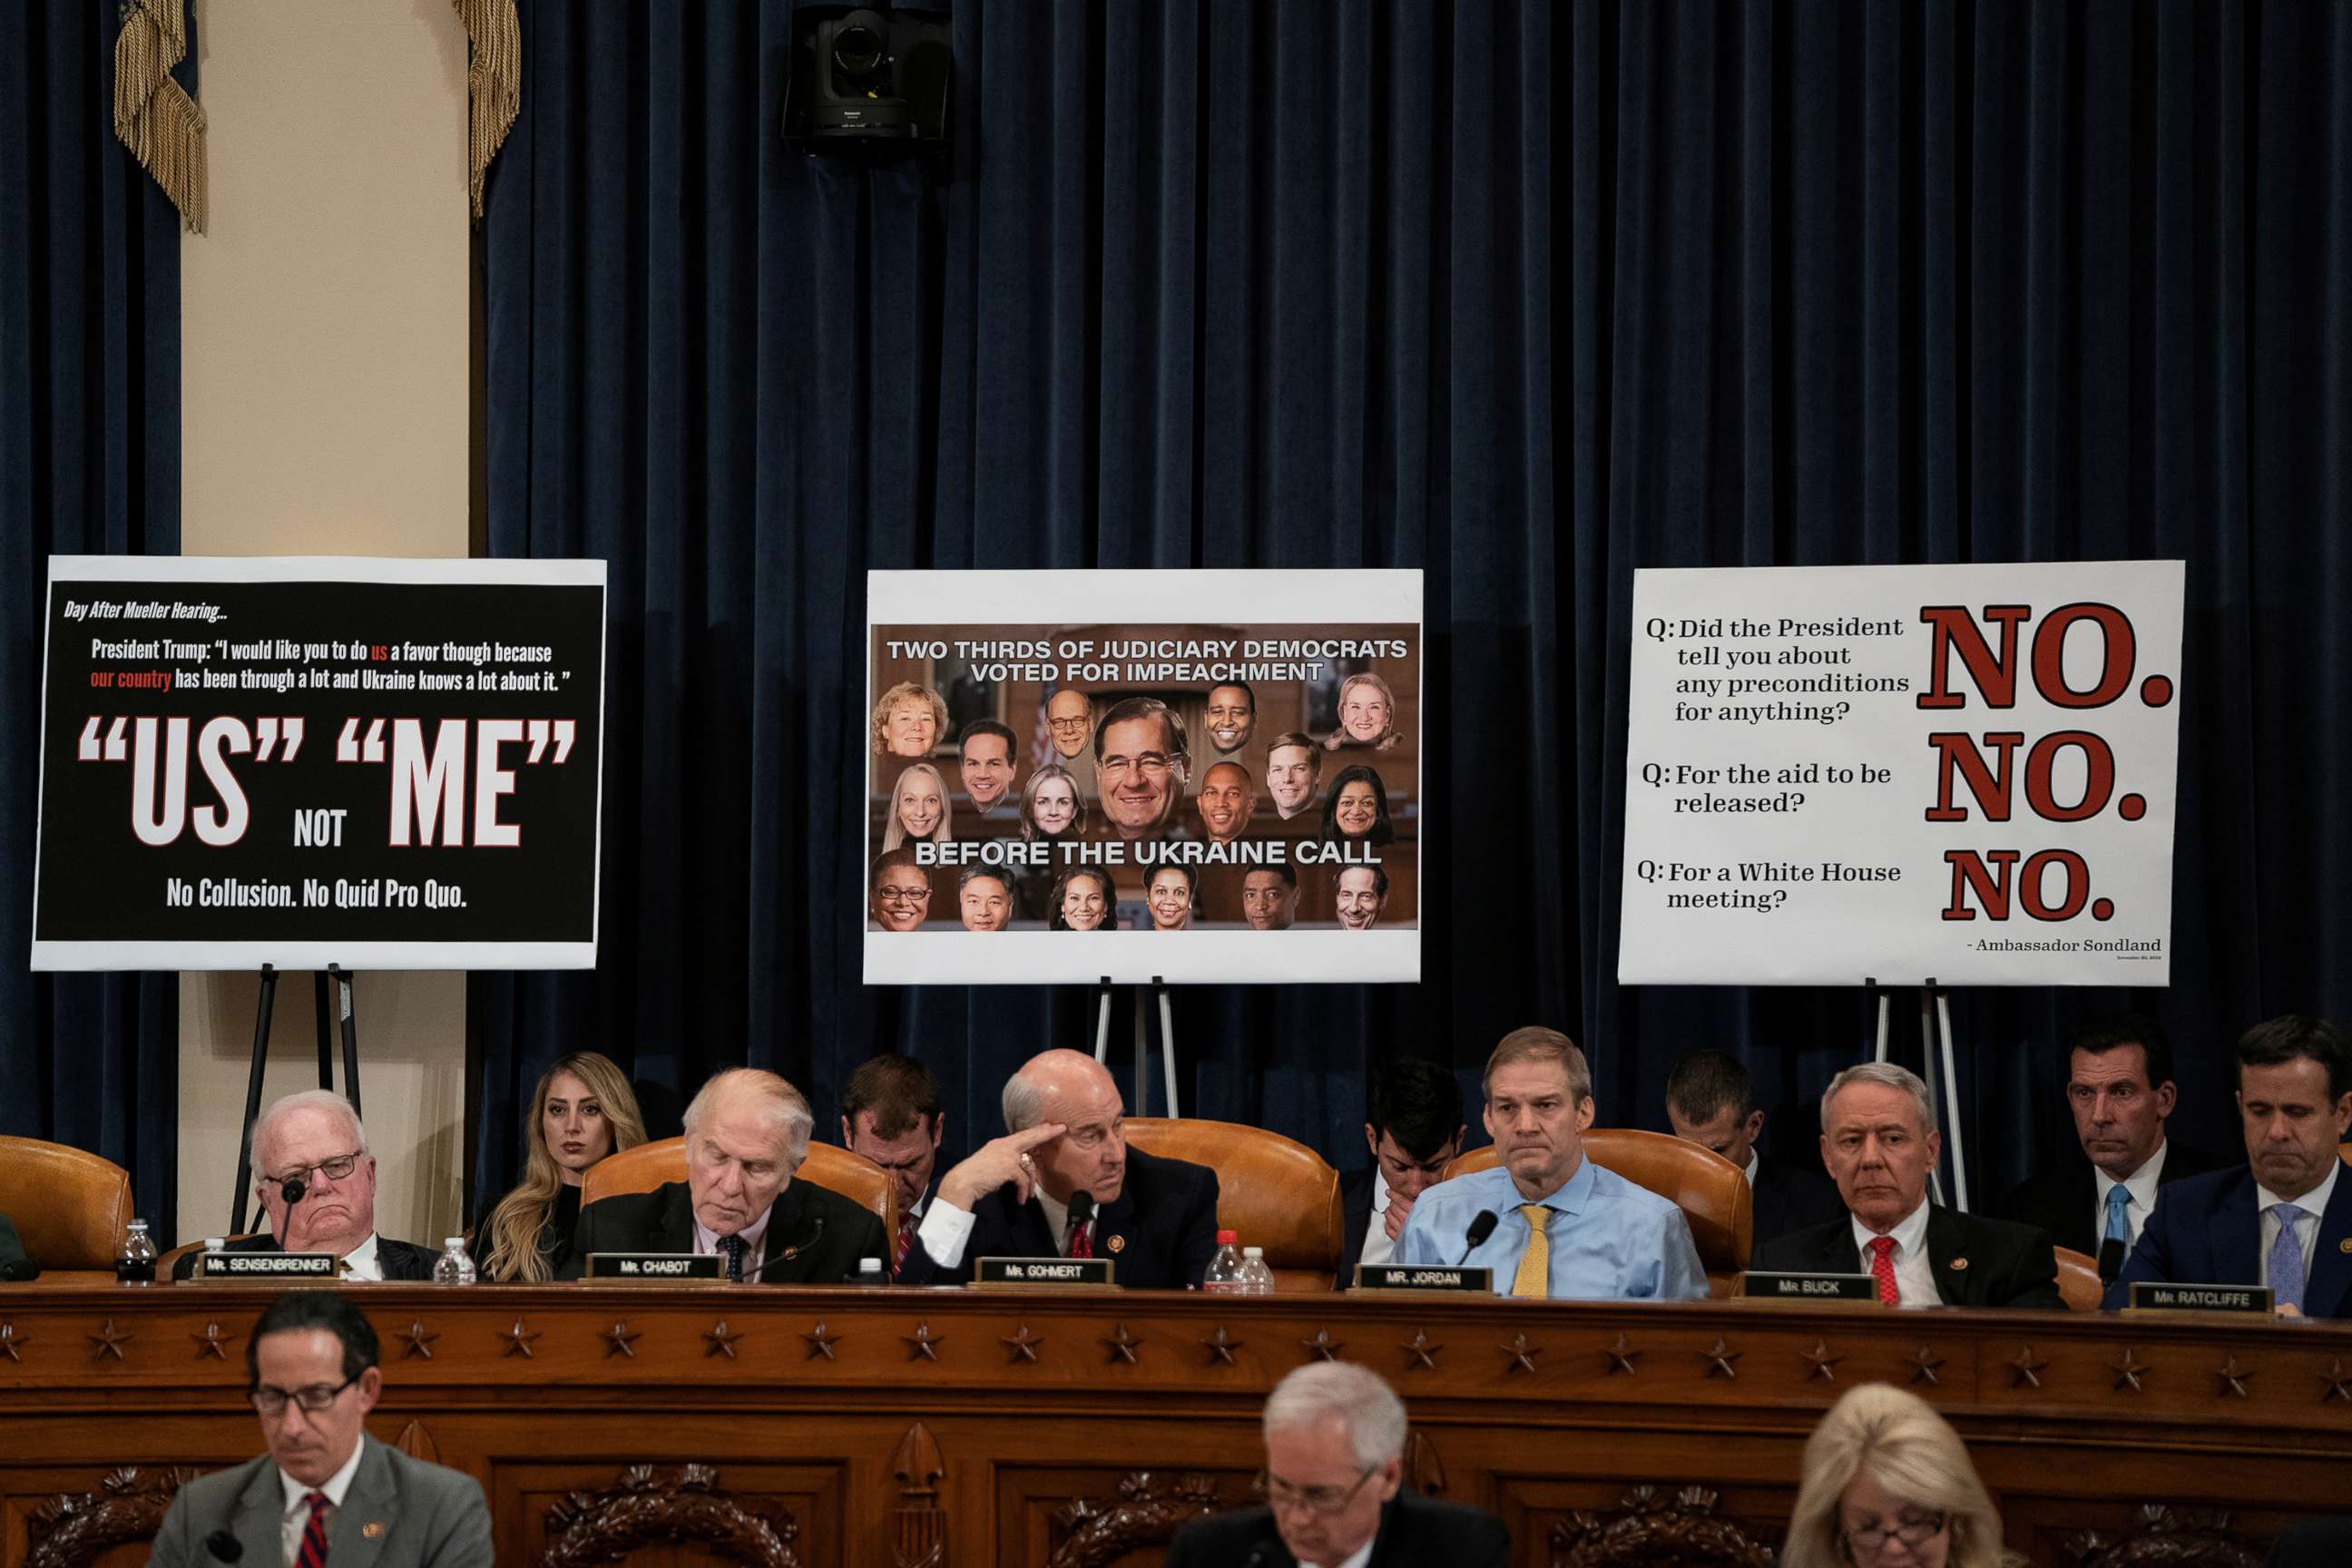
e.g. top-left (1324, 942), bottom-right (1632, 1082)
top-left (1781, 1383), bottom-right (2022, 1568)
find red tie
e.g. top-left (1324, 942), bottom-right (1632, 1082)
top-left (294, 1491), bottom-right (332, 1567)
top-left (1069, 1220), bottom-right (1093, 1259)
top-left (893, 1215), bottom-right (916, 1278)
top-left (1867, 1235), bottom-right (1899, 1306)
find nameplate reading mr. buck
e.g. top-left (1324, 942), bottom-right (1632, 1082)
top-left (1736, 1271), bottom-right (1880, 1303)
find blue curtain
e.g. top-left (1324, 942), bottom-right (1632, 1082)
top-left (475, 0), bottom-right (2352, 1211)
top-left (0, 3), bottom-right (187, 1237)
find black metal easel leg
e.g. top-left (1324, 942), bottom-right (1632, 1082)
top-left (313, 970), bottom-right (336, 1092)
top-left (331, 965), bottom-right (361, 1119)
top-left (230, 965), bottom-right (281, 1235)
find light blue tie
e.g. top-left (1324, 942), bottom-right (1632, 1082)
top-left (2103, 1184), bottom-right (2132, 1247)
top-left (2267, 1203), bottom-right (2308, 1313)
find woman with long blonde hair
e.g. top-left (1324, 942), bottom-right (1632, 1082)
top-left (880, 762), bottom-right (953, 852)
top-left (480, 1053), bottom-right (648, 1283)
top-left (1782, 1383), bottom-right (2021, 1568)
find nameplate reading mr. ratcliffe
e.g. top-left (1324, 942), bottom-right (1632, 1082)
top-left (974, 1257), bottom-right (1116, 1287)
top-left (1737, 1271), bottom-right (1879, 1303)
top-left (199, 1251), bottom-right (337, 1279)
top-left (1354, 1264), bottom-right (1494, 1293)
top-left (583, 1253), bottom-right (723, 1281)
top-left (2128, 1281), bottom-right (2274, 1314)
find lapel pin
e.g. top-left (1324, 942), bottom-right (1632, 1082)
top-left (1107, 1234), bottom-right (1125, 1254)
top-left (363, 1522), bottom-right (387, 1540)
top-left (1948, 1257), bottom-right (1969, 1270)
top-left (2338, 1239), bottom-right (2351, 1255)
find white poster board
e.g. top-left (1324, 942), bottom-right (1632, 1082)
top-left (1617, 561), bottom-right (2184, 986)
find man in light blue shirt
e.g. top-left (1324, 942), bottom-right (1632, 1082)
top-left (1398, 1026), bottom-right (1707, 1300)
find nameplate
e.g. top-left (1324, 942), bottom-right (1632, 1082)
top-left (2127, 1281), bottom-right (2274, 1314)
top-left (974, 1257), bottom-right (1116, 1287)
top-left (1353, 1264), bottom-right (1494, 1293)
top-left (198, 1251), bottom-right (337, 1279)
top-left (1736, 1270), bottom-right (1880, 1303)
top-left (584, 1253), bottom-right (723, 1281)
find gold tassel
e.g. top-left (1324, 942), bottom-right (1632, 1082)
top-left (113, 0), bottom-right (208, 234)
top-left (452, 0), bottom-right (522, 219)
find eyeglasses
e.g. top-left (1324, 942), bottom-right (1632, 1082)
top-left (263, 1151), bottom-right (364, 1187)
top-left (250, 1374), bottom-right (360, 1416)
top-left (1253, 1465), bottom-right (1377, 1517)
top-left (1842, 1511), bottom-right (1948, 1553)
top-left (1047, 717), bottom-right (1091, 732)
top-left (1099, 752), bottom-right (1171, 779)
top-left (875, 886), bottom-right (932, 904)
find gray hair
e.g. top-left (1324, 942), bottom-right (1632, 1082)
top-left (683, 1068), bottom-right (815, 1168)
top-left (251, 1089), bottom-right (368, 1171)
top-left (1003, 1069), bottom-right (1046, 1135)
top-left (1820, 1062), bottom-right (1935, 1138)
top-left (1262, 1362), bottom-right (1407, 1468)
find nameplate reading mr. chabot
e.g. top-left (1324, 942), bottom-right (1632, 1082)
top-left (199, 1251), bottom-right (337, 1279)
top-left (2128, 1281), bottom-right (2274, 1314)
top-left (1354, 1264), bottom-right (1494, 1292)
top-left (584, 1253), bottom-right (723, 1281)
top-left (1738, 1270), bottom-right (1880, 1303)
top-left (975, 1257), bottom-right (1116, 1286)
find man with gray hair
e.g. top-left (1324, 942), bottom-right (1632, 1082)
top-left (1163, 1362), bottom-right (1507, 1566)
top-left (563, 1068), bottom-right (887, 1283)
top-left (174, 1089), bottom-right (436, 1279)
top-left (1752, 1062), bottom-right (2063, 1308)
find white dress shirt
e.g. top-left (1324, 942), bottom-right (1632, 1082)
top-left (1357, 1168), bottom-right (1396, 1270)
top-left (2092, 1141), bottom-right (2170, 1250)
top-left (1852, 1200), bottom-right (1939, 1307)
top-left (2259, 1160), bottom-right (2341, 1291)
top-left (336, 1233), bottom-right (382, 1282)
top-left (691, 1206), bottom-right (773, 1280)
top-left (1306, 1543), bottom-right (1376, 1568)
top-left (277, 1436), bottom-right (365, 1565)
top-left (1744, 1152), bottom-right (1760, 1186)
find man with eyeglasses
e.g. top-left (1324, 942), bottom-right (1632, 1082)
top-left (1163, 1362), bottom-right (1505, 1567)
top-left (147, 1290), bottom-right (491, 1566)
top-left (1092, 697), bottom-right (1190, 839)
top-left (900, 1048), bottom-right (1220, 1289)
top-left (1044, 687), bottom-right (1094, 760)
top-left (174, 1090), bottom-right (436, 1280)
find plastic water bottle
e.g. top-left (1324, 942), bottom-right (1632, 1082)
top-left (199, 1237), bottom-right (227, 1280)
top-left (1202, 1230), bottom-right (1243, 1293)
top-left (431, 1236), bottom-right (477, 1286)
top-left (115, 1220), bottom-right (158, 1286)
top-left (1237, 1246), bottom-right (1275, 1297)
top-left (856, 1257), bottom-right (887, 1287)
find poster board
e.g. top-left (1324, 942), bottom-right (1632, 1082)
top-left (1617, 561), bottom-right (2185, 986)
top-left (31, 556), bottom-right (607, 971)
top-left (863, 569), bottom-right (1423, 985)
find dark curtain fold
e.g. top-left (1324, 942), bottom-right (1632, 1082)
top-left (0, 3), bottom-right (186, 1238)
top-left (475, 0), bottom-right (2351, 1213)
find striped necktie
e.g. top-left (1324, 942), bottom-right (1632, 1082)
top-left (293, 1490), bottom-right (331, 1567)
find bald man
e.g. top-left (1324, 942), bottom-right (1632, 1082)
top-left (900, 1049), bottom-right (1222, 1289)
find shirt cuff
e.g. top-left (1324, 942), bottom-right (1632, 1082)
top-left (916, 1200), bottom-right (978, 1269)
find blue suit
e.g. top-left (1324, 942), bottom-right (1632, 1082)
top-left (2104, 1166), bottom-right (2352, 1316)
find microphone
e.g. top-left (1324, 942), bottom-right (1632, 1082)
top-left (2097, 1237), bottom-right (2124, 1285)
top-left (1065, 1191), bottom-right (1096, 1254)
top-left (280, 1177), bottom-right (307, 1207)
top-left (738, 1215), bottom-right (828, 1280)
top-left (205, 1530), bottom-right (244, 1562)
top-left (1457, 1210), bottom-right (1500, 1264)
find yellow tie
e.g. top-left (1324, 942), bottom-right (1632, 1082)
top-left (1512, 1204), bottom-right (1552, 1298)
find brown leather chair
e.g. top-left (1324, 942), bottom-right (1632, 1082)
top-left (1442, 1129), bottom-right (1753, 1296)
top-left (581, 1136), bottom-right (897, 1239)
top-left (0, 1135), bottom-right (134, 1282)
top-left (2339, 1141), bottom-right (2351, 1168)
top-left (1124, 1118), bottom-right (1344, 1291)
top-left (2053, 1245), bottom-right (2104, 1312)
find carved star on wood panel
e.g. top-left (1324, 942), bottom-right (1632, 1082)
top-left (801, 1322), bottom-right (843, 1362)
top-left (1700, 1338), bottom-right (1741, 1380)
top-left (2008, 1346), bottom-right (2050, 1391)
top-left (1099, 1324), bottom-right (1141, 1366)
top-left (1800, 1340), bottom-right (1842, 1382)
top-left (1398, 1330), bottom-right (1443, 1372)
top-left (499, 1318), bottom-right (541, 1358)
top-left (1906, 1345), bottom-right (1945, 1387)
top-left (904, 1323), bottom-right (946, 1363)
top-left (87, 1318), bottom-right (132, 1362)
top-left (398, 1321), bottom-right (438, 1360)
top-left (0, 1322), bottom-right (24, 1362)
top-left (2112, 1348), bottom-right (2151, 1394)
top-left (1499, 1334), bottom-right (1543, 1377)
top-left (1200, 1327), bottom-right (1245, 1366)
top-left (1002, 1324), bottom-right (1045, 1364)
top-left (2212, 1355), bottom-right (2254, 1399)
top-left (1299, 1329), bottom-right (1345, 1362)
top-left (602, 1321), bottom-right (642, 1358)
top-left (191, 1321), bottom-right (235, 1361)
top-left (1602, 1333), bottom-right (1640, 1376)
top-left (702, 1319), bottom-right (744, 1359)
top-left (2324, 1358), bottom-right (2352, 1405)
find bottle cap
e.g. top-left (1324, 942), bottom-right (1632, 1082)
top-left (127, 1219), bottom-right (148, 1230)
top-left (444, 1237), bottom-right (466, 1249)
top-left (1216, 1230), bottom-right (1238, 1244)
top-left (1243, 1246), bottom-right (1264, 1258)
top-left (203, 1237), bottom-right (226, 1250)
top-left (858, 1257), bottom-right (883, 1273)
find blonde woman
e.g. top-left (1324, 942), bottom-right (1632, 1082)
top-left (479, 1053), bottom-right (648, 1283)
top-left (881, 762), bottom-right (953, 852)
top-left (1322, 671), bottom-right (1401, 750)
top-left (871, 682), bottom-right (950, 758)
top-left (1782, 1383), bottom-right (2021, 1568)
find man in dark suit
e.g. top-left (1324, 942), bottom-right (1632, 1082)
top-left (2269, 1518), bottom-right (2352, 1567)
top-left (1164, 1362), bottom-right (1506, 1568)
top-left (1665, 1050), bottom-right (1844, 1246)
top-left (1995, 1014), bottom-right (2231, 1279)
top-left (1754, 1063), bottom-right (2063, 1309)
top-left (148, 1290), bottom-right (491, 1567)
top-left (2107, 1014), bottom-right (2352, 1316)
top-left (174, 1089), bottom-right (436, 1280)
top-left (839, 1053), bottom-right (949, 1278)
top-left (900, 1048), bottom-right (1219, 1289)
top-left (560, 1068), bottom-right (887, 1283)
top-left (1337, 1057), bottom-right (1464, 1289)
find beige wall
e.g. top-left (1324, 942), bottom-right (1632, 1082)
top-left (176, 0), bottom-right (473, 1246)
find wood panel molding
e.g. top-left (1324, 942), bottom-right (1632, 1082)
top-left (2063, 1506), bottom-right (2265, 1568)
top-left (1549, 1485), bottom-right (1779, 1568)
top-left (539, 1464), bottom-right (799, 1568)
top-left (24, 1466), bottom-right (202, 1568)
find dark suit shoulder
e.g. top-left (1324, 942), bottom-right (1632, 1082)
top-left (2161, 1143), bottom-right (2236, 1181)
top-left (1751, 1216), bottom-right (1853, 1273)
top-left (1164, 1505), bottom-right (1284, 1564)
top-left (377, 1238), bottom-right (440, 1280)
top-left (1382, 1492), bottom-right (1509, 1561)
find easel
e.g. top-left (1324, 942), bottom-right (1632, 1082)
top-left (229, 964), bottom-right (364, 1233)
top-left (1092, 975), bottom-right (1181, 1118)
top-left (1865, 976), bottom-right (1970, 1212)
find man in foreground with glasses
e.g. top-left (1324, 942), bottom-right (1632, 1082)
top-left (1163, 1362), bottom-right (1506, 1567)
top-left (148, 1290), bottom-right (492, 1566)
top-left (175, 1089), bottom-right (436, 1280)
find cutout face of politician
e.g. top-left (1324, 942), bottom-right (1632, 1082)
top-left (1338, 675), bottom-right (1394, 745)
top-left (875, 687), bottom-right (945, 758)
top-left (1045, 689), bottom-right (1093, 759)
top-left (1060, 872), bottom-right (1112, 930)
top-left (871, 862), bottom-right (932, 932)
top-left (960, 872), bottom-right (1013, 932)
top-left (959, 727), bottom-right (1016, 812)
top-left (1242, 868), bottom-right (1299, 929)
top-left (1195, 761), bottom-right (1255, 844)
top-left (1332, 778), bottom-right (1380, 838)
top-left (1265, 740), bottom-right (1319, 818)
top-left (1334, 866), bottom-right (1387, 929)
top-left (1204, 683), bottom-right (1255, 754)
top-left (1146, 867), bottom-right (1194, 930)
top-left (893, 769), bottom-right (946, 841)
top-left (1029, 773), bottom-right (1078, 837)
top-left (1097, 710), bottom-right (1181, 838)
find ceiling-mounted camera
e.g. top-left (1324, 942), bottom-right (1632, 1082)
top-left (782, 5), bottom-right (952, 152)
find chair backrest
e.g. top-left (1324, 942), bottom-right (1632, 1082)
top-left (2053, 1245), bottom-right (2104, 1312)
top-left (1442, 1129), bottom-right (1753, 1293)
top-left (2339, 1141), bottom-right (2351, 1169)
top-left (0, 1134), bottom-right (134, 1275)
top-left (1123, 1118), bottom-right (1343, 1290)
top-left (580, 1136), bottom-right (897, 1237)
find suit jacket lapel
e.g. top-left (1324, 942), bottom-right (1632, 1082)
top-left (1924, 1206), bottom-right (1970, 1306)
top-left (2305, 1173), bottom-right (2352, 1317)
top-left (1094, 1183), bottom-right (1138, 1264)
top-left (328, 1435), bottom-right (396, 1568)
top-left (235, 1457), bottom-right (284, 1567)
top-left (2215, 1172), bottom-right (2262, 1285)
top-left (760, 1183), bottom-right (824, 1281)
top-left (656, 1182), bottom-right (699, 1254)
